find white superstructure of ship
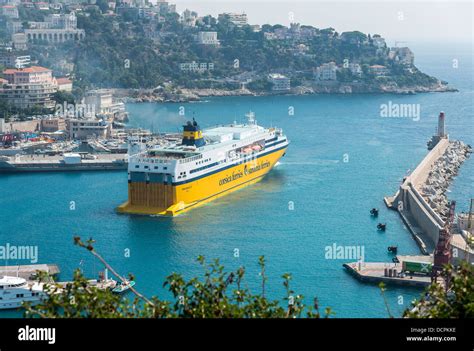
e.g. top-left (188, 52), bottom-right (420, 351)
top-left (0, 276), bottom-right (47, 310)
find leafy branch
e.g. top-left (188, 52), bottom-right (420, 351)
top-left (25, 237), bottom-right (331, 318)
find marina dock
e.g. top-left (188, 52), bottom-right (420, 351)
top-left (0, 264), bottom-right (60, 281)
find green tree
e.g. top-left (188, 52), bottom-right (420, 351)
top-left (403, 262), bottom-right (474, 318)
top-left (52, 91), bottom-right (75, 105)
top-left (96, 0), bottom-right (110, 13)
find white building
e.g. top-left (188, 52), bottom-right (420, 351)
top-left (47, 13), bottom-right (78, 29)
top-left (389, 47), bottom-right (415, 66)
top-left (315, 62), bottom-right (338, 81)
top-left (84, 89), bottom-right (126, 118)
top-left (180, 61), bottom-right (214, 72)
top-left (11, 32), bottom-right (27, 50)
top-left (372, 34), bottom-right (386, 49)
top-left (348, 63), bottom-right (362, 78)
top-left (264, 32), bottom-right (276, 40)
top-left (138, 7), bottom-right (155, 20)
top-left (268, 73), bottom-right (290, 91)
top-left (156, 1), bottom-right (175, 15)
top-left (56, 77), bottom-right (73, 92)
top-left (249, 24), bottom-right (261, 32)
top-left (218, 12), bottom-right (248, 27)
top-left (67, 118), bottom-right (110, 140)
top-left (1, 5), bottom-right (18, 19)
top-left (25, 13), bottom-right (85, 44)
top-left (369, 65), bottom-right (389, 76)
top-left (181, 9), bottom-right (198, 27)
top-left (6, 20), bottom-right (22, 34)
top-left (196, 31), bottom-right (219, 46)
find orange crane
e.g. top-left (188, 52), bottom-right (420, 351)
top-left (431, 201), bottom-right (456, 286)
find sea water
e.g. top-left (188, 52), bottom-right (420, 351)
top-left (0, 43), bottom-right (472, 318)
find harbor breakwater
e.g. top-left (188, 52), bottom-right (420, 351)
top-left (420, 140), bottom-right (472, 221)
top-left (385, 137), bottom-right (472, 256)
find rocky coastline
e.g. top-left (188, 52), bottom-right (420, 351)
top-left (115, 81), bottom-right (456, 104)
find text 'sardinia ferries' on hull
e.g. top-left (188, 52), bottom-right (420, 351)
top-left (117, 112), bottom-right (289, 216)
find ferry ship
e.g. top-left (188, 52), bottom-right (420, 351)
top-left (117, 112), bottom-right (289, 216)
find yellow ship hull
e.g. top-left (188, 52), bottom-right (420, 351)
top-left (117, 146), bottom-right (287, 216)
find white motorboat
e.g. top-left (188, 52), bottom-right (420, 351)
top-left (0, 276), bottom-right (47, 310)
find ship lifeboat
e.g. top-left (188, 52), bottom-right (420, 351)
top-left (251, 144), bottom-right (262, 151)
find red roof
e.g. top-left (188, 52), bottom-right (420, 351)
top-left (3, 66), bottom-right (51, 74)
top-left (56, 77), bottom-right (72, 85)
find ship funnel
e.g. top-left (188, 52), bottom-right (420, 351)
top-left (182, 118), bottom-right (205, 147)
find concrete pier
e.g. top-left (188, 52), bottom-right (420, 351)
top-left (343, 260), bottom-right (432, 288)
top-left (0, 264), bottom-right (60, 281)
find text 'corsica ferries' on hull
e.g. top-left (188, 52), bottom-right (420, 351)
top-left (117, 112), bottom-right (289, 216)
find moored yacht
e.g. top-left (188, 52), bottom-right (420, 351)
top-left (0, 276), bottom-right (47, 310)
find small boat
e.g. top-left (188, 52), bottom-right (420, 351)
top-left (370, 208), bottom-right (379, 217)
top-left (377, 223), bottom-right (386, 231)
top-left (387, 246), bottom-right (398, 253)
top-left (112, 280), bottom-right (135, 294)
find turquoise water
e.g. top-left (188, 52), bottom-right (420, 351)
top-left (0, 43), bottom-right (472, 317)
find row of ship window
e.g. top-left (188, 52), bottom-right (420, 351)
top-left (0, 293), bottom-right (39, 299)
top-left (190, 161), bottom-right (219, 174)
top-left (0, 283), bottom-right (25, 289)
top-left (135, 165), bottom-right (168, 171)
top-left (132, 138), bottom-right (282, 174)
top-left (195, 158), bottom-right (211, 165)
top-left (139, 158), bottom-right (169, 163)
top-left (179, 154), bottom-right (203, 164)
top-left (185, 142), bottom-right (271, 175)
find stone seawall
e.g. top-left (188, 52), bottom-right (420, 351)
top-left (386, 138), bottom-right (472, 253)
